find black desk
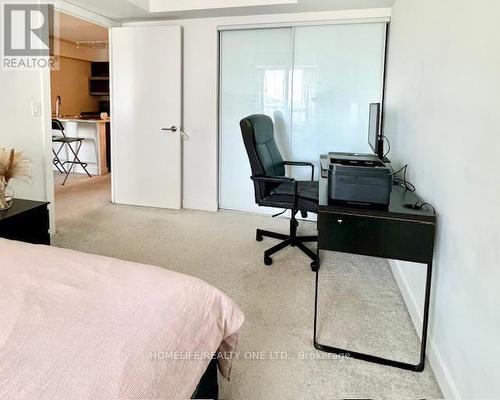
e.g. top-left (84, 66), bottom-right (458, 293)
top-left (0, 199), bottom-right (50, 245)
top-left (314, 155), bottom-right (436, 372)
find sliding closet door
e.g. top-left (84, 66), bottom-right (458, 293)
top-left (219, 23), bottom-right (386, 212)
top-left (219, 28), bottom-right (293, 213)
top-left (290, 23), bottom-right (386, 179)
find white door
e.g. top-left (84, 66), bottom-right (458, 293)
top-left (111, 26), bottom-right (182, 209)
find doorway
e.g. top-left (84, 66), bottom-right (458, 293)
top-left (49, 11), bottom-right (112, 226)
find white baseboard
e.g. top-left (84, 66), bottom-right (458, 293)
top-left (389, 260), bottom-right (461, 400)
top-left (182, 198), bottom-right (218, 212)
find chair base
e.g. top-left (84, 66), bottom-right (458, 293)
top-left (256, 211), bottom-right (318, 271)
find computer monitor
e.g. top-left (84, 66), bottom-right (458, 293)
top-left (368, 103), bottom-right (384, 160)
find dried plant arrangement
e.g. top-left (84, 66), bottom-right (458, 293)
top-left (0, 147), bottom-right (31, 210)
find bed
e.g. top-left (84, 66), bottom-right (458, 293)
top-left (0, 239), bottom-right (244, 399)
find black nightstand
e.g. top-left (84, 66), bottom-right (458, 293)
top-left (0, 199), bottom-right (50, 245)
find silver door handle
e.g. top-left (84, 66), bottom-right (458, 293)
top-left (161, 126), bottom-right (177, 132)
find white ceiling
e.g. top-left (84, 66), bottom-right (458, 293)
top-left (64, 0), bottom-right (395, 22)
top-left (53, 11), bottom-right (108, 42)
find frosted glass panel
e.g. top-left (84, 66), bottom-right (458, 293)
top-left (291, 23), bottom-right (386, 179)
top-left (219, 28), bottom-right (293, 212)
top-left (219, 23), bottom-right (386, 212)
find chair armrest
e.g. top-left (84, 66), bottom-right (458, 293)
top-left (283, 161), bottom-right (315, 181)
top-left (250, 175), bottom-right (298, 208)
top-left (251, 175), bottom-right (295, 184)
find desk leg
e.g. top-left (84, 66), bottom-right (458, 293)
top-left (313, 254), bottom-right (433, 372)
top-left (419, 261), bottom-right (433, 370)
top-left (311, 247), bottom-right (320, 272)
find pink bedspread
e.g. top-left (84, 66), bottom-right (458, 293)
top-left (0, 239), bottom-right (244, 399)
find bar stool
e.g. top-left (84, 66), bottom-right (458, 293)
top-left (52, 119), bottom-right (92, 185)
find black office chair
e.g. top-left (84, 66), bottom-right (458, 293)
top-left (52, 119), bottom-right (92, 185)
top-left (240, 114), bottom-right (319, 269)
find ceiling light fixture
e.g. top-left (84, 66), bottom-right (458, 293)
top-left (75, 41), bottom-right (109, 49)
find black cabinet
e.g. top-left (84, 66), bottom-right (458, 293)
top-left (89, 77), bottom-right (110, 96)
top-left (0, 199), bottom-right (50, 245)
top-left (91, 62), bottom-right (109, 77)
top-left (90, 62), bottom-right (110, 96)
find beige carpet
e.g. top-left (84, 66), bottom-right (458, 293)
top-left (53, 174), bottom-right (443, 399)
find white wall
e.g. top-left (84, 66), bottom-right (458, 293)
top-left (124, 8), bottom-right (392, 211)
top-left (384, 0), bottom-right (500, 398)
top-left (0, 67), bottom-right (55, 231)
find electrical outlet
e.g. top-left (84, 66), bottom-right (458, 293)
top-left (31, 101), bottom-right (42, 117)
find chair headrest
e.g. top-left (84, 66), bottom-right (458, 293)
top-left (240, 114), bottom-right (274, 145)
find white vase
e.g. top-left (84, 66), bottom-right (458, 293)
top-left (0, 177), bottom-right (14, 210)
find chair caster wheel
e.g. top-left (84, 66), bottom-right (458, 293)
top-left (256, 232), bottom-right (263, 242)
top-left (310, 261), bottom-right (318, 271)
top-left (264, 256), bottom-right (273, 266)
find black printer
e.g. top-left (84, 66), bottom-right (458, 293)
top-left (323, 152), bottom-right (392, 208)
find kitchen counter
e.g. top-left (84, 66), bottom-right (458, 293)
top-left (58, 117), bottom-right (110, 124)
top-left (52, 118), bottom-right (110, 176)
